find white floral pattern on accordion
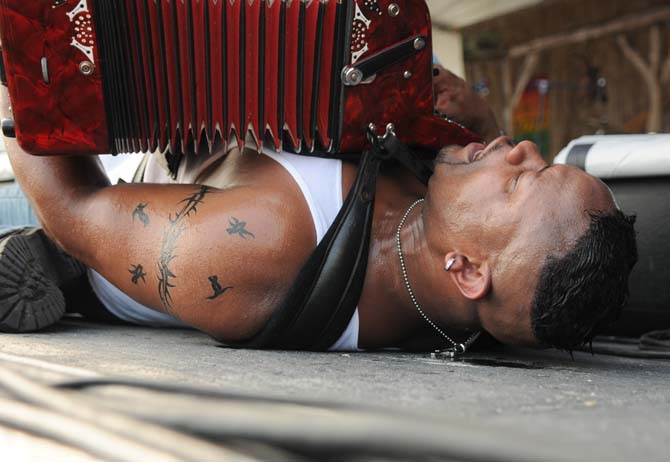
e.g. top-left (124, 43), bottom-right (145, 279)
top-left (67, 0), bottom-right (96, 65)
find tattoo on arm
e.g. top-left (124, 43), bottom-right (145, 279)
top-left (206, 275), bottom-right (233, 300)
top-left (129, 264), bottom-right (147, 284)
top-left (157, 225), bottom-right (180, 308)
top-left (172, 186), bottom-right (211, 222)
top-left (157, 186), bottom-right (213, 311)
top-left (226, 217), bottom-right (255, 239)
top-left (132, 203), bottom-right (150, 226)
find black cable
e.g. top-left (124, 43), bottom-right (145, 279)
top-left (640, 330), bottom-right (670, 351)
top-left (76, 392), bottom-right (563, 462)
top-left (583, 335), bottom-right (670, 360)
top-left (53, 377), bottom-right (571, 462)
top-left (55, 376), bottom-right (366, 410)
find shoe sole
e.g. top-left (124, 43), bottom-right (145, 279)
top-left (0, 232), bottom-right (67, 332)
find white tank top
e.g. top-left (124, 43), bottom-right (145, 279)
top-left (88, 150), bottom-right (360, 351)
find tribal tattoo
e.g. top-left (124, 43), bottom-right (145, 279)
top-left (171, 186), bottom-right (211, 223)
top-left (157, 225), bottom-right (181, 309)
top-left (157, 186), bottom-right (213, 311)
top-left (226, 217), bottom-right (255, 239)
top-left (128, 264), bottom-right (147, 284)
top-left (206, 275), bottom-right (233, 300)
top-left (132, 203), bottom-right (150, 227)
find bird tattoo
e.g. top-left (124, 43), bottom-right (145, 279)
top-left (207, 275), bottom-right (233, 300)
top-left (132, 203), bottom-right (150, 227)
top-left (226, 217), bottom-right (255, 239)
top-left (128, 264), bottom-right (147, 284)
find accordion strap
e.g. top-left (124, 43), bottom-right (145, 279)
top-left (233, 126), bottom-right (428, 350)
top-left (234, 147), bottom-right (380, 350)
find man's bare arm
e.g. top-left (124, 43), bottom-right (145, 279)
top-left (2, 89), bottom-right (313, 342)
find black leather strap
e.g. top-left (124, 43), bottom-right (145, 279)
top-left (231, 129), bottom-right (430, 350)
top-left (233, 147), bottom-right (382, 350)
top-left (380, 129), bottom-right (433, 185)
top-left (350, 35), bottom-right (427, 83)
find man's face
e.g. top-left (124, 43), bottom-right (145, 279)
top-left (428, 137), bottom-right (616, 345)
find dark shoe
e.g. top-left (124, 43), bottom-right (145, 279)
top-left (0, 227), bottom-right (85, 332)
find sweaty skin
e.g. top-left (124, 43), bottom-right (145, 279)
top-left (425, 138), bottom-right (617, 345)
top-left (0, 82), bottom-right (615, 350)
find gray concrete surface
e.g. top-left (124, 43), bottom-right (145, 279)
top-left (1, 317), bottom-right (669, 461)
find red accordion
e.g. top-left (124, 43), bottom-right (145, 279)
top-left (0, 0), bottom-right (477, 157)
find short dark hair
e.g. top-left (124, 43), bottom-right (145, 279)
top-left (530, 209), bottom-right (638, 350)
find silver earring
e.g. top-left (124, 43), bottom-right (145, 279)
top-left (445, 257), bottom-right (456, 272)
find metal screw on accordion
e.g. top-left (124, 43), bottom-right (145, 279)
top-left (388, 3), bottom-right (400, 16)
top-left (403, 70), bottom-right (413, 79)
top-left (413, 37), bottom-right (426, 51)
top-left (342, 66), bottom-right (364, 86)
top-left (79, 61), bottom-right (94, 76)
top-left (366, 123), bottom-right (378, 144)
top-left (384, 123), bottom-right (396, 139)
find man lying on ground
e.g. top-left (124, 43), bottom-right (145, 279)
top-left (0, 67), bottom-right (637, 352)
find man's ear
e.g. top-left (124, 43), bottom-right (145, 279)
top-left (444, 252), bottom-right (492, 300)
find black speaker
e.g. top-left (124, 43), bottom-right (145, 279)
top-left (605, 177), bottom-right (670, 336)
top-left (557, 135), bottom-right (670, 337)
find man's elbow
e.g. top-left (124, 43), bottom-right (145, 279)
top-left (181, 294), bottom-right (279, 345)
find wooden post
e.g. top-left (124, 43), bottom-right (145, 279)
top-left (616, 26), bottom-right (663, 133)
top-left (662, 51), bottom-right (670, 85)
top-left (501, 53), bottom-right (539, 136)
top-left (509, 7), bottom-right (670, 58)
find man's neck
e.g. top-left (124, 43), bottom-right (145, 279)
top-left (357, 193), bottom-right (479, 349)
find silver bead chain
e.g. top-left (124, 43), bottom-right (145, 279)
top-left (396, 198), bottom-right (480, 354)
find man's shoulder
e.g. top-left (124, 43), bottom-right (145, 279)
top-left (172, 149), bottom-right (326, 254)
top-left (211, 150), bottom-right (320, 259)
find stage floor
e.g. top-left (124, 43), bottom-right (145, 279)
top-left (1, 317), bottom-right (669, 461)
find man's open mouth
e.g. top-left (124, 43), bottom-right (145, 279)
top-left (465, 142), bottom-right (487, 163)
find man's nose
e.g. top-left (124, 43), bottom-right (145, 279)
top-left (504, 140), bottom-right (545, 167)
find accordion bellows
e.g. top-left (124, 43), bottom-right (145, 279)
top-left (0, 0), bottom-right (477, 157)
